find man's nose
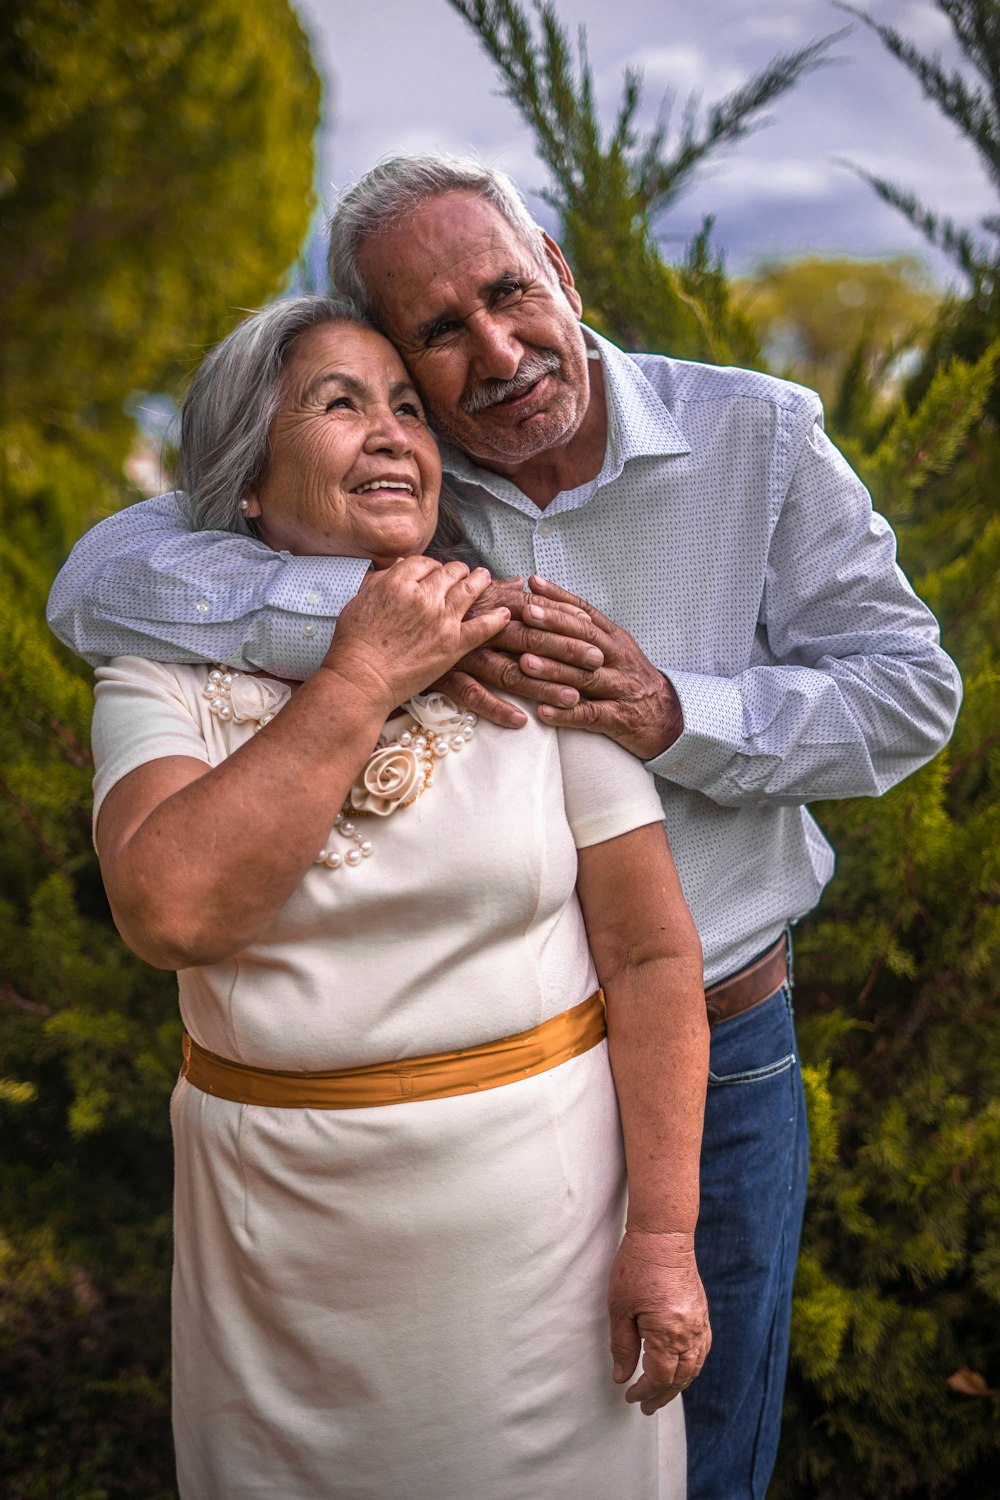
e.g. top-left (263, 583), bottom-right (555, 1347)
top-left (467, 311), bottom-right (522, 381)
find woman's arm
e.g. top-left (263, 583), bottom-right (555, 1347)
top-left (575, 821), bottom-right (710, 1414)
top-left (97, 560), bottom-right (509, 969)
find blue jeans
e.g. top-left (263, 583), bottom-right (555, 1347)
top-left (683, 982), bottom-right (810, 1499)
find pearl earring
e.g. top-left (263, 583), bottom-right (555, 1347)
top-left (239, 499), bottom-right (250, 513)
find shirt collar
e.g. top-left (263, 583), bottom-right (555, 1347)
top-left (438, 326), bottom-right (690, 505)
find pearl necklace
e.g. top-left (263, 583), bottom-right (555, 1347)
top-left (314, 709), bottom-right (477, 870)
top-left (204, 668), bottom-right (477, 873)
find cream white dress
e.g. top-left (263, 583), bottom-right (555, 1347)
top-left (92, 658), bottom-right (685, 1500)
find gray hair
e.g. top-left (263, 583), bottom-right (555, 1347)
top-left (327, 154), bottom-right (551, 316)
top-left (175, 293), bottom-right (474, 561)
top-left (177, 295), bottom-right (370, 536)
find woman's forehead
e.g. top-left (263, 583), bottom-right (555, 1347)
top-left (283, 322), bottom-right (410, 394)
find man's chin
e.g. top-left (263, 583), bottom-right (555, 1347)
top-left (439, 402), bottom-right (583, 470)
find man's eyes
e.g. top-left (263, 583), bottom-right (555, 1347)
top-left (422, 282), bottom-right (526, 346)
top-left (424, 319), bottom-right (461, 345)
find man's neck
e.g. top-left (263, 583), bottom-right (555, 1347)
top-left (472, 359), bottom-right (608, 510)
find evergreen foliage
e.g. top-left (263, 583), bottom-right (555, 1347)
top-left (778, 333), bottom-right (1000, 1497)
top-left (737, 255), bottom-right (941, 410)
top-left (837, 0), bottom-right (1000, 291)
top-left (769, 9), bottom-right (1000, 1487)
top-left (840, 1), bottom-right (1000, 429)
top-left (0, 2), bottom-right (320, 1491)
top-left (447, 0), bottom-right (843, 363)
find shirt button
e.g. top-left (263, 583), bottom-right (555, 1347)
top-left (536, 520), bottom-right (554, 539)
top-left (195, 599), bottom-right (210, 614)
top-left (305, 590), bottom-right (321, 605)
top-left (303, 622), bottom-right (317, 637)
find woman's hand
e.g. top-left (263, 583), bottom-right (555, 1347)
top-left (608, 1229), bottom-right (711, 1414)
top-left (323, 558), bottom-right (511, 714)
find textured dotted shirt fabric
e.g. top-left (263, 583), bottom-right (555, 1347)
top-left (47, 333), bottom-right (962, 983)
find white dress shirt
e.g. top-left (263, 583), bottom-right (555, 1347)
top-left (47, 334), bottom-right (962, 983)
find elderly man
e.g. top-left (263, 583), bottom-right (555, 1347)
top-left (48, 155), bottom-right (961, 1498)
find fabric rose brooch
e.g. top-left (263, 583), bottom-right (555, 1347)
top-left (204, 667), bottom-right (291, 727)
top-left (204, 669), bottom-right (479, 872)
top-left (346, 692), bottom-right (476, 817)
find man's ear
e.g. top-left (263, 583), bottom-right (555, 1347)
top-left (541, 231), bottom-right (583, 318)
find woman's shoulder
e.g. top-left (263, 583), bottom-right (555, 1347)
top-left (96, 656), bottom-right (209, 691)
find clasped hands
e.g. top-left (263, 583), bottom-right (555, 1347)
top-left (437, 574), bottom-right (683, 761)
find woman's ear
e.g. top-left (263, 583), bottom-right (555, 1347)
top-left (240, 495), bottom-right (263, 520)
top-left (541, 231), bottom-right (583, 319)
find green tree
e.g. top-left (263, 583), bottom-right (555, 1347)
top-left (839, 1), bottom-right (1000, 420)
top-left (838, 0), bottom-right (999, 291)
top-left (447, 0), bottom-right (843, 363)
top-left (768, 5), bottom-right (1000, 1491)
top-left (777, 334), bottom-right (1000, 1498)
top-left (0, 3), bottom-right (320, 1492)
top-left (737, 254), bottom-right (941, 410)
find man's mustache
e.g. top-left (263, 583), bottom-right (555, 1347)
top-left (461, 351), bottom-right (561, 415)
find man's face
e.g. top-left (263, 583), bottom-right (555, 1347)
top-left (355, 193), bottom-right (593, 471)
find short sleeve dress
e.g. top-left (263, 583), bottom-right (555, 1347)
top-left (92, 657), bottom-right (685, 1500)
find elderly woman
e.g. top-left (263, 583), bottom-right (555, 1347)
top-left (90, 295), bottom-right (709, 1499)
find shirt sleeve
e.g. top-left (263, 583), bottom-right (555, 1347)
top-left (558, 728), bottom-right (664, 848)
top-left (645, 417), bottom-right (963, 805)
top-left (91, 657), bottom-right (211, 835)
top-left (47, 492), bottom-right (370, 678)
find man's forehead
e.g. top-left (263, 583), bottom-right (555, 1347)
top-left (359, 195), bottom-right (536, 322)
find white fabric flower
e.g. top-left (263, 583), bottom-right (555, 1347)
top-left (228, 675), bottom-right (290, 723)
top-left (408, 692), bottom-right (465, 733)
top-left (349, 745), bottom-right (421, 816)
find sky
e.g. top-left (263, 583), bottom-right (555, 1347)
top-left (291, 0), bottom-right (989, 287)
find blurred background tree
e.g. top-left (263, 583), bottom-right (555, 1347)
top-left (736, 254), bottom-right (941, 409)
top-left (0, 1), bottom-right (319, 1493)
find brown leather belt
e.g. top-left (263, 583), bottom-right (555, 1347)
top-left (704, 936), bottom-right (788, 1028)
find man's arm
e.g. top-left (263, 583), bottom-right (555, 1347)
top-left (462, 421), bottom-right (962, 805)
top-left (46, 493), bottom-right (370, 678)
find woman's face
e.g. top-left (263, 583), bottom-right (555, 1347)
top-left (247, 322), bottom-right (442, 568)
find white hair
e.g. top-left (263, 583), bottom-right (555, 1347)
top-left (177, 296), bottom-right (370, 535)
top-left (327, 154), bottom-right (551, 316)
top-left (175, 294), bottom-right (474, 561)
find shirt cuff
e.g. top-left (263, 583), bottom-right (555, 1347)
top-left (644, 669), bottom-right (744, 790)
top-left (264, 554), bottom-right (372, 617)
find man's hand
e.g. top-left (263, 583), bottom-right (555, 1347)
top-left (434, 577), bottom-right (609, 730)
top-left (523, 576), bottom-right (682, 758)
top-left (608, 1229), bottom-right (711, 1415)
top-left (326, 560), bottom-right (511, 715)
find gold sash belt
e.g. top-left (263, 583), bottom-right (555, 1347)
top-left (180, 990), bottom-right (606, 1110)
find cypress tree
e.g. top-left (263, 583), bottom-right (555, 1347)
top-left (0, 3), bottom-right (320, 1491)
top-left (448, 0), bottom-right (844, 362)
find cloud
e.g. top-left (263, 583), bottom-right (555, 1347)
top-left (628, 44), bottom-right (745, 99)
top-left (835, 144), bottom-right (992, 221)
